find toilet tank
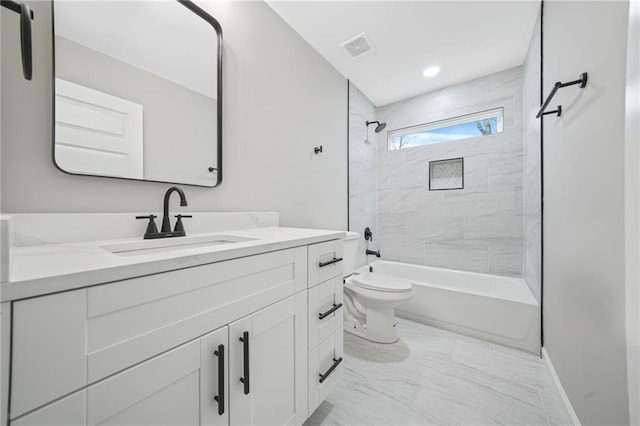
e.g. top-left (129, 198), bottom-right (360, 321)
top-left (342, 231), bottom-right (360, 277)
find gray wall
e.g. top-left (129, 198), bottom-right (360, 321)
top-left (55, 36), bottom-right (217, 186)
top-left (522, 8), bottom-right (542, 303)
top-left (1, 1), bottom-right (348, 231)
top-left (543, 1), bottom-right (630, 424)
top-left (375, 67), bottom-right (524, 277)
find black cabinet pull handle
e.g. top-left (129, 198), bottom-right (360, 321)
top-left (319, 357), bottom-right (343, 383)
top-left (319, 303), bottom-right (343, 320)
top-left (213, 344), bottom-right (224, 416)
top-left (239, 331), bottom-right (250, 395)
top-left (318, 257), bottom-right (342, 268)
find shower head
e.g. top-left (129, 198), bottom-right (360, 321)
top-left (366, 120), bottom-right (387, 133)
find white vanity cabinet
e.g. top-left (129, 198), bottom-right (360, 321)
top-left (13, 327), bottom-right (228, 426)
top-left (3, 237), bottom-right (343, 426)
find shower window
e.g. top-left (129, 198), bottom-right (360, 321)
top-left (387, 108), bottom-right (504, 150)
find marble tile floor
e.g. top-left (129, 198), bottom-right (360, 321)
top-left (305, 319), bottom-right (573, 426)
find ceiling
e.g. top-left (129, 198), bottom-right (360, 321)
top-left (266, 1), bottom-right (540, 106)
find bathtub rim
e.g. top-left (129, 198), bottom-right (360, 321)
top-left (356, 259), bottom-right (539, 307)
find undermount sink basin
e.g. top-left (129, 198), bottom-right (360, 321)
top-left (102, 234), bottom-right (257, 256)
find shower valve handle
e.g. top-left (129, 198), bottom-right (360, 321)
top-left (364, 227), bottom-right (373, 241)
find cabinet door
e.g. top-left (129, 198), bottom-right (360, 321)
top-left (11, 392), bottom-right (86, 426)
top-left (228, 294), bottom-right (307, 426)
top-left (86, 326), bottom-right (229, 426)
top-left (87, 340), bottom-right (202, 426)
top-left (200, 326), bottom-right (230, 426)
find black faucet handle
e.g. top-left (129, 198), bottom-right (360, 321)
top-left (173, 214), bottom-right (192, 234)
top-left (136, 214), bottom-right (157, 220)
top-left (136, 215), bottom-right (159, 237)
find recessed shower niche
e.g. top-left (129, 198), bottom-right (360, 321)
top-left (428, 158), bottom-right (464, 191)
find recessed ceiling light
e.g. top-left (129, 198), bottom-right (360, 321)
top-left (423, 66), bottom-right (440, 77)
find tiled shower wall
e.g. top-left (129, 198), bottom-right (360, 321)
top-left (348, 82), bottom-right (378, 268)
top-left (375, 67), bottom-right (524, 276)
top-left (522, 8), bottom-right (542, 302)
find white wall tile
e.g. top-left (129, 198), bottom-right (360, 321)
top-left (348, 83), bottom-right (378, 268)
top-left (425, 242), bottom-right (490, 274)
top-left (375, 67), bottom-right (525, 276)
top-left (522, 8), bottom-right (542, 302)
top-left (349, 67), bottom-right (529, 277)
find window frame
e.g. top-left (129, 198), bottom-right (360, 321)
top-left (386, 107), bottom-right (505, 151)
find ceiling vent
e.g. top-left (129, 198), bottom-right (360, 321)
top-left (340, 33), bottom-right (374, 58)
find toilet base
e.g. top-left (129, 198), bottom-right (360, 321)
top-left (343, 308), bottom-right (399, 344)
top-left (343, 277), bottom-right (413, 344)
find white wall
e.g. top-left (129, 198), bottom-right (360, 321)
top-left (543, 1), bottom-right (630, 424)
top-left (348, 82), bottom-right (378, 267)
top-left (625, 1), bottom-right (640, 424)
top-left (522, 7), bottom-right (542, 303)
top-left (375, 67), bottom-right (525, 277)
top-left (1, 1), bottom-right (348, 231)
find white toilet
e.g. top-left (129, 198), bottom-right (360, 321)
top-left (342, 232), bottom-right (414, 343)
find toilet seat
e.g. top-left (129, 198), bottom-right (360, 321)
top-left (352, 272), bottom-right (412, 293)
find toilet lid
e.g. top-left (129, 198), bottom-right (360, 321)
top-left (352, 272), bottom-right (413, 293)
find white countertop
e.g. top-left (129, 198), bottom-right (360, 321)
top-left (2, 226), bottom-right (345, 302)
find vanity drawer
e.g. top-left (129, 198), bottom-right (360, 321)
top-left (308, 328), bottom-right (344, 416)
top-left (308, 276), bottom-right (343, 351)
top-left (308, 239), bottom-right (343, 288)
top-left (10, 247), bottom-right (306, 419)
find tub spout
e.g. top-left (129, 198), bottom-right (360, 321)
top-left (366, 249), bottom-right (381, 258)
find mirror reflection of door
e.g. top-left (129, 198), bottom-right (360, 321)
top-left (55, 79), bottom-right (144, 179)
top-left (53, 1), bottom-right (221, 187)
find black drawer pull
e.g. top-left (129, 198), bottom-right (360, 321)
top-left (213, 344), bottom-right (224, 415)
top-left (239, 331), bottom-right (250, 395)
top-left (319, 303), bottom-right (343, 320)
top-left (319, 357), bottom-right (343, 383)
top-left (318, 257), bottom-right (343, 268)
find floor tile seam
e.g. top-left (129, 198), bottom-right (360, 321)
top-left (452, 374), bottom-right (544, 411)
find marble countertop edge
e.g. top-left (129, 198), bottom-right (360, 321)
top-left (1, 227), bottom-right (345, 302)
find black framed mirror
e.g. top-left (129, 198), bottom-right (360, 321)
top-left (52, 0), bottom-right (222, 187)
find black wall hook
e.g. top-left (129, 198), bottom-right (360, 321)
top-left (314, 145), bottom-right (323, 155)
top-left (1, 0), bottom-right (34, 80)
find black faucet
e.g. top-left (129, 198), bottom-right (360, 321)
top-left (136, 187), bottom-right (191, 239)
top-left (162, 186), bottom-right (188, 232)
top-left (366, 249), bottom-right (381, 258)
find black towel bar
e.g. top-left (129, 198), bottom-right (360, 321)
top-left (536, 73), bottom-right (588, 118)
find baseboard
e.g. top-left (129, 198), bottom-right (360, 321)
top-left (542, 347), bottom-right (581, 425)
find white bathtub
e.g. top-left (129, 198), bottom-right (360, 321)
top-left (359, 260), bottom-right (541, 354)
